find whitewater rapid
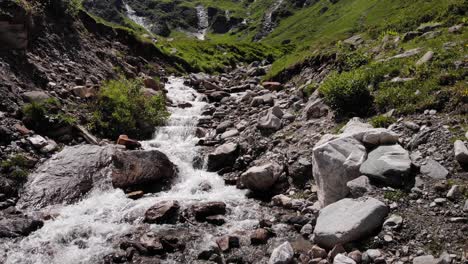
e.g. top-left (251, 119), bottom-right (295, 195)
top-left (0, 77), bottom-right (268, 264)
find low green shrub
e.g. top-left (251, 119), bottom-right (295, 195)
top-left (91, 77), bottom-right (169, 140)
top-left (1, 154), bottom-right (30, 182)
top-left (22, 98), bottom-right (76, 134)
top-left (320, 69), bottom-right (373, 117)
top-left (370, 115), bottom-right (397, 128)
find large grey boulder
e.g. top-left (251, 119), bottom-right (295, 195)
top-left (19, 145), bottom-right (177, 208)
top-left (360, 144), bottom-right (412, 186)
top-left (312, 137), bottom-right (367, 206)
top-left (240, 162), bottom-right (283, 193)
top-left (269, 242), bottom-right (294, 264)
top-left (258, 106), bottom-right (284, 131)
top-left (314, 197), bottom-right (389, 249)
top-left (206, 142), bottom-right (239, 172)
top-left (0, 213), bottom-right (43, 238)
top-left (19, 145), bottom-right (115, 209)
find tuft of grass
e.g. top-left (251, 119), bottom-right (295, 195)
top-left (370, 115), bottom-right (397, 128)
top-left (384, 189), bottom-right (407, 201)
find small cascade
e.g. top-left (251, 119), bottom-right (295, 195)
top-left (124, 2), bottom-right (152, 34)
top-left (195, 5), bottom-right (209, 40)
top-left (255, 0), bottom-right (284, 40)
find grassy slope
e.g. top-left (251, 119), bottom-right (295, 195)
top-left (262, 0), bottom-right (466, 78)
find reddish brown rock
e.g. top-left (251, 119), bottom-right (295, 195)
top-left (117, 135), bottom-right (142, 150)
top-left (191, 201), bottom-right (226, 221)
top-left (262, 81), bottom-right (283, 91)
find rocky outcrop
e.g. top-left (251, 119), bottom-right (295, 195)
top-left (314, 197), bottom-right (389, 249)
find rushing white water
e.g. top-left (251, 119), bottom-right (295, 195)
top-left (195, 5), bottom-right (209, 40)
top-left (1, 77), bottom-right (268, 264)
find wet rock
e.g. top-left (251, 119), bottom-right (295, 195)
top-left (334, 254), bottom-right (356, 264)
top-left (240, 162), bottom-right (283, 193)
top-left (198, 241), bottom-right (221, 261)
top-left (206, 142), bottom-right (239, 172)
top-left (269, 241), bottom-right (294, 264)
top-left (313, 197), bottom-right (389, 249)
top-left (420, 159), bottom-right (448, 180)
top-left (18, 145), bottom-right (115, 208)
top-left (205, 215), bottom-right (226, 226)
top-left (127, 191), bottom-right (144, 200)
top-left (111, 149), bottom-right (177, 192)
top-left (144, 201), bottom-right (180, 224)
top-left (463, 199), bottom-right (468, 212)
top-left (312, 136), bottom-right (366, 206)
top-left (251, 228), bottom-right (272, 244)
top-left (139, 233), bottom-right (164, 255)
top-left (346, 176), bottom-right (373, 198)
top-left (454, 140), bottom-right (468, 165)
top-left (192, 201), bottom-right (226, 221)
top-left (360, 144), bottom-right (412, 187)
top-left (0, 213), bottom-right (43, 238)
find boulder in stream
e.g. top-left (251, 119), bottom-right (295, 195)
top-left (18, 145), bottom-right (177, 208)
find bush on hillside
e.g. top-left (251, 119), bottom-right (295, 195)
top-left (91, 77), bottom-right (169, 140)
top-left (320, 69), bottom-right (373, 117)
top-left (22, 98), bottom-right (76, 135)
